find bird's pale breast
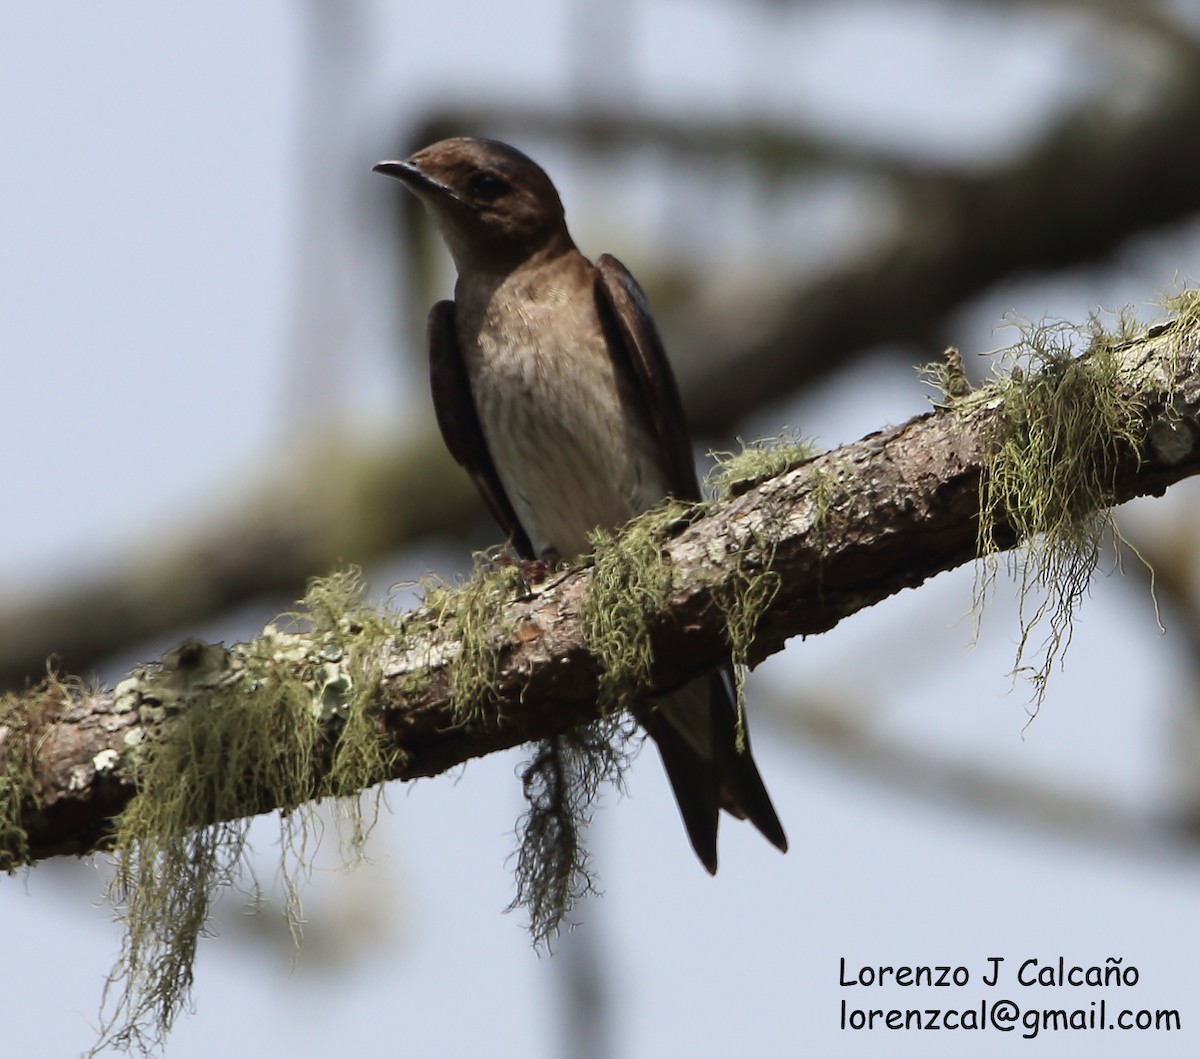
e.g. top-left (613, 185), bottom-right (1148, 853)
top-left (458, 265), bottom-right (669, 560)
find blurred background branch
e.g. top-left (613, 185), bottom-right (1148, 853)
top-left (12, 2), bottom-right (1200, 691)
top-left (8, 2), bottom-right (1200, 1055)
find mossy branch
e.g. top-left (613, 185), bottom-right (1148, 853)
top-left (3, 300), bottom-right (1200, 1051)
top-left (2, 305), bottom-right (1200, 872)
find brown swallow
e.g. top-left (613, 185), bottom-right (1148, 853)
top-left (374, 137), bottom-right (786, 872)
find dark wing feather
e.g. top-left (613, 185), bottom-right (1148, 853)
top-left (428, 300), bottom-right (535, 558)
top-left (706, 673), bottom-right (788, 853)
top-left (593, 254), bottom-right (702, 502)
top-left (639, 706), bottom-right (721, 874)
top-left (594, 258), bottom-right (788, 867)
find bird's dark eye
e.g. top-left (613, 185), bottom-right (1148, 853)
top-left (468, 171), bottom-right (509, 201)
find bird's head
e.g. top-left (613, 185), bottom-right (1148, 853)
top-left (374, 137), bottom-right (573, 273)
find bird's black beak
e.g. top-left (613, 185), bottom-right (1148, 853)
top-left (373, 159), bottom-right (465, 206)
top-left (372, 159), bottom-right (422, 184)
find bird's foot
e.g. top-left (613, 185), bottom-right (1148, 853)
top-left (487, 550), bottom-right (556, 593)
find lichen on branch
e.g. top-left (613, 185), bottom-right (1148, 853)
top-left (934, 302), bottom-right (1183, 708)
top-left (0, 291), bottom-right (1197, 1056)
top-left (95, 570), bottom-right (402, 1054)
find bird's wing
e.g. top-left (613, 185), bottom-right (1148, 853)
top-left (648, 673), bottom-right (788, 872)
top-left (705, 671), bottom-right (788, 855)
top-left (638, 703), bottom-right (721, 873)
top-left (428, 300), bottom-right (535, 558)
top-left (593, 254), bottom-right (702, 503)
top-left (595, 258), bottom-right (788, 868)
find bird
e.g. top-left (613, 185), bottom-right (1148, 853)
top-left (373, 137), bottom-right (786, 872)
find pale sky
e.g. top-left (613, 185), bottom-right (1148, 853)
top-left (3, 3), bottom-right (1199, 1057)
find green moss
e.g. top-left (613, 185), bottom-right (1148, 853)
top-left (1155, 284), bottom-right (1200, 324)
top-left (0, 728), bottom-right (33, 872)
top-left (581, 502), bottom-right (687, 711)
top-left (715, 532), bottom-right (783, 749)
top-left (966, 310), bottom-right (1153, 710)
top-left (710, 439), bottom-right (833, 744)
top-left (428, 558), bottom-right (525, 726)
top-left (96, 569), bottom-right (401, 1055)
top-left (1153, 286), bottom-right (1200, 377)
top-left (789, 459), bottom-right (846, 596)
top-left (708, 431), bottom-right (822, 498)
top-left (499, 503), bottom-right (687, 946)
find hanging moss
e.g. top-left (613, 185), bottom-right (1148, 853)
top-left (498, 503), bottom-right (683, 946)
top-left (95, 569), bottom-right (402, 1055)
top-left (713, 523), bottom-right (783, 750)
top-left (709, 434), bottom-right (835, 744)
top-left (581, 501), bottom-right (689, 711)
top-left (513, 439), bottom-right (826, 934)
top-left (927, 306), bottom-right (1163, 711)
top-left (507, 716), bottom-right (636, 949)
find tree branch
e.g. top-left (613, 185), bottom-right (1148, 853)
top-left (404, 51), bottom-right (1200, 434)
top-left (14, 38), bottom-right (1200, 691)
top-left (0, 434), bottom-right (476, 691)
top-left (5, 315), bottom-right (1199, 865)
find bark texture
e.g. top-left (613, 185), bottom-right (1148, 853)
top-left (4, 318), bottom-right (1199, 865)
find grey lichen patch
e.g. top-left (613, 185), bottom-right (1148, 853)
top-left (97, 568), bottom-right (401, 1056)
top-left (0, 673), bottom-right (78, 873)
top-left (708, 431), bottom-right (822, 498)
top-left (93, 749), bottom-right (121, 774)
top-left (963, 310), bottom-right (1154, 710)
